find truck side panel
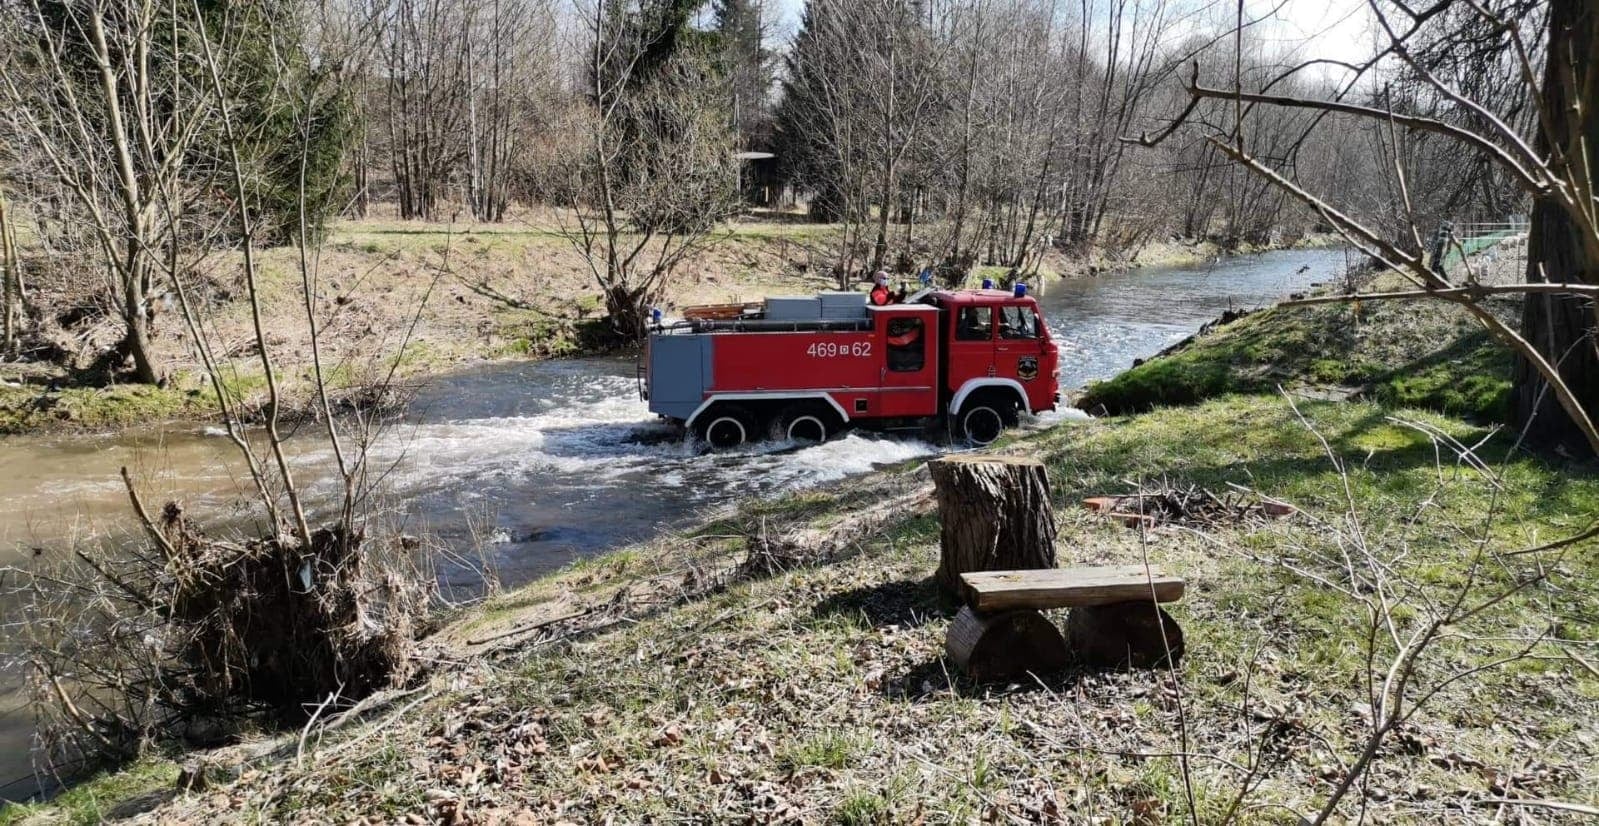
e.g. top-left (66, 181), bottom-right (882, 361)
top-left (711, 331), bottom-right (884, 417)
top-left (711, 332), bottom-right (880, 392)
top-left (647, 334), bottom-right (712, 421)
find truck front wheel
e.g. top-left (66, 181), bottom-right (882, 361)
top-left (959, 403), bottom-right (1008, 446)
top-left (697, 405), bottom-right (756, 449)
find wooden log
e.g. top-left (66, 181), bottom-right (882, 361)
top-left (1066, 601), bottom-right (1185, 669)
top-left (929, 455), bottom-right (1056, 596)
top-left (961, 566), bottom-right (1185, 612)
top-left (945, 606), bottom-right (1069, 682)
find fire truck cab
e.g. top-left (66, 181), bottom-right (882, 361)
top-left (642, 288), bottom-right (1060, 448)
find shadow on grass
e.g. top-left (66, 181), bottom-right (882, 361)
top-left (811, 575), bottom-right (954, 631)
top-left (816, 578), bottom-right (1180, 702)
top-left (874, 656), bottom-right (1173, 702)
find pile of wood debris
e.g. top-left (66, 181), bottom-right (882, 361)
top-left (1084, 485), bottom-right (1296, 529)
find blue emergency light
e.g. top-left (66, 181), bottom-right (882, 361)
top-left (1013, 283), bottom-right (1027, 298)
top-left (651, 307), bottom-right (662, 325)
top-left (981, 278), bottom-right (994, 290)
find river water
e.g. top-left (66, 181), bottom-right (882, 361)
top-left (0, 245), bottom-right (1347, 799)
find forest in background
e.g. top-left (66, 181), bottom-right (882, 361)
top-left (0, 1), bottom-right (1545, 358)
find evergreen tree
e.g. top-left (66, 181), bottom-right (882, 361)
top-left (712, 0), bottom-right (773, 149)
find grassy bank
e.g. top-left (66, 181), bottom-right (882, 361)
top-left (0, 215), bottom-right (827, 435)
top-left (12, 388), bottom-right (1594, 823)
top-left (9, 236), bottom-right (1594, 822)
top-left (1078, 272), bottom-right (1517, 423)
top-left (0, 215), bottom-right (1332, 436)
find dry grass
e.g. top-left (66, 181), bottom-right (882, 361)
top-left (23, 393), bottom-right (1590, 825)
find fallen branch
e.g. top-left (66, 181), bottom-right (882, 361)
top-left (1470, 798), bottom-right (1599, 817)
top-left (1281, 283), bottom-right (1599, 307)
top-left (465, 608), bottom-right (593, 647)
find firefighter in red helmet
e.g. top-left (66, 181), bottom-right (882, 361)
top-left (869, 271), bottom-right (904, 306)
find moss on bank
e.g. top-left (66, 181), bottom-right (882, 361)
top-left (1078, 296), bottom-right (1515, 423)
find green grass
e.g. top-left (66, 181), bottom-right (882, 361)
top-left (15, 392), bottom-right (1598, 822)
top-left (0, 379), bottom-right (199, 434)
top-left (833, 789), bottom-right (891, 824)
top-left (0, 758), bottom-right (179, 825)
top-left (1371, 328), bottom-right (1514, 420)
top-left (780, 731), bottom-right (868, 771)
top-left (1078, 298), bottom-right (1514, 424)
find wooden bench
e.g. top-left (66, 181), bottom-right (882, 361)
top-left (945, 566), bottom-right (1187, 682)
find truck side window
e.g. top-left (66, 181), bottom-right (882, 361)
top-left (999, 306), bottom-right (1037, 339)
top-left (955, 307), bottom-right (992, 341)
top-left (886, 317), bottom-right (925, 372)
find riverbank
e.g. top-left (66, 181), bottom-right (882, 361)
top-left (10, 280), bottom-right (1595, 823)
top-left (1077, 261), bottom-right (1518, 423)
top-left (0, 216), bottom-right (1338, 436)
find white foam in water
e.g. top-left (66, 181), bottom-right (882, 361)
top-left (748, 432), bottom-right (941, 489)
top-left (285, 367), bottom-right (946, 510)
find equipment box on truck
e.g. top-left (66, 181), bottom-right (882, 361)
top-left (642, 287), bottom-right (1061, 447)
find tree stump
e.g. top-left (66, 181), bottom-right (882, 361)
top-left (1066, 601), bottom-right (1185, 669)
top-left (930, 455), bottom-right (1056, 595)
top-left (944, 606), bottom-right (1069, 682)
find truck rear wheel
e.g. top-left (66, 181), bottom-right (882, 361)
top-left (770, 405), bottom-right (831, 444)
top-left (697, 405), bottom-right (756, 449)
top-left (959, 403), bottom-right (1008, 446)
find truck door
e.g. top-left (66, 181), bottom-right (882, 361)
top-left (946, 304), bottom-right (995, 400)
top-left (994, 303), bottom-right (1044, 399)
top-left (877, 308), bottom-right (938, 416)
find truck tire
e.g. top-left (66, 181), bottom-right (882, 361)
top-left (697, 405), bottom-right (756, 449)
top-left (958, 402), bottom-right (1009, 446)
top-left (770, 405), bottom-right (831, 444)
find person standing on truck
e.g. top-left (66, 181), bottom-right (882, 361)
top-left (870, 271), bottom-right (904, 306)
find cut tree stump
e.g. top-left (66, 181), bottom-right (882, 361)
top-left (944, 605), bottom-right (1069, 682)
top-left (929, 455), bottom-right (1056, 595)
top-left (1066, 601), bottom-right (1185, 669)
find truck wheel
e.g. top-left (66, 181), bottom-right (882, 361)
top-left (697, 405), bottom-right (756, 449)
top-left (771, 406), bottom-right (831, 444)
top-left (959, 403), bottom-right (1008, 446)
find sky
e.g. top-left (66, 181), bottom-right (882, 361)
top-left (761, 0), bottom-right (1381, 74)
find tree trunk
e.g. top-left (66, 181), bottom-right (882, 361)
top-left (604, 283), bottom-right (648, 344)
top-left (122, 265), bottom-right (159, 384)
top-left (1513, 1), bottom-right (1599, 458)
top-left (929, 455), bottom-right (1056, 595)
top-left (0, 189), bottom-right (20, 356)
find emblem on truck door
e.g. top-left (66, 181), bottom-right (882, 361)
top-left (1017, 356), bottom-right (1039, 381)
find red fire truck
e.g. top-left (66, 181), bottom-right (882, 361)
top-left (641, 286), bottom-right (1060, 447)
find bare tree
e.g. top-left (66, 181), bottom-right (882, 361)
top-left (10, 0), bottom-right (433, 776)
top-left (465, 0), bottom-right (556, 222)
top-left (1132, 0), bottom-right (1599, 457)
top-left (559, 0), bottom-right (739, 341)
top-left (775, 0), bottom-right (944, 282)
top-left (1511, 1), bottom-right (1598, 456)
top-left (0, 0), bottom-right (220, 383)
top-left (0, 179), bottom-right (23, 356)
top-left (379, 0), bottom-right (474, 221)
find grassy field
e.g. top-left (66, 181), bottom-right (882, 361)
top-left (10, 386), bottom-right (1594, 824)
top-left (0, 213), bottom-right (840, 434)
top-left (5, 231), bottom-right (1592, 822)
